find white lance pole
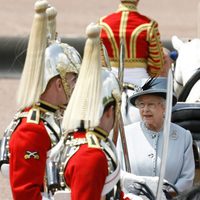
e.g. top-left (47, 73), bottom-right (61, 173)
top-left (156, 69), bottom-right (173, 200)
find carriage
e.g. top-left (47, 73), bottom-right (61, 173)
top-left (170, 36), bottom-right (200, 188)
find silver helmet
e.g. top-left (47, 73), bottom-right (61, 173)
top-left (44, 41), bottom-right (81, 101)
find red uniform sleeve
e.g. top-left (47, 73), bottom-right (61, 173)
top-left (65, 145), bottom-right (108, 200)
top-left (147, 20), bottom-right (164, 77)
top-left (9, 118), bottom-right (51, 200)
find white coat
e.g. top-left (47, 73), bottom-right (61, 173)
top-left (117, 121), bottom-right (195, 192)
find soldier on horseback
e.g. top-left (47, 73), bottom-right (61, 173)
top-left (99, 0), bottom-right (165, 125)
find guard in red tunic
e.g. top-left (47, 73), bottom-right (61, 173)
top-left (0, 2), bottom-right (81, 200)
top-left (99, 0), bottom-right (165, 125)
top-left (99, 0), bottom-right (164, 85)
top-left (48, 23), bottom-right (142, 200)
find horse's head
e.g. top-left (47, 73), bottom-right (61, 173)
top-left (172, 36), bottom-right (200, 101)
top-left (172, 36), bottom-right (200, 82)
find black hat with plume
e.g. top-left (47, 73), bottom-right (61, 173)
top-left (129, 77), bottom-right (177, 106)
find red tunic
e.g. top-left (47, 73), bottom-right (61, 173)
top-left (64, 131), bottom-right (130, 200)
top-left (9, 108), bottom-right (52, 200)
top-left (64, 132), bottom-right (108, 200)
top-left (99, 3), bottom-right (164, 77)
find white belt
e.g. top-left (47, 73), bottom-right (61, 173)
top-left (111, 67), bottom-right (149, 87)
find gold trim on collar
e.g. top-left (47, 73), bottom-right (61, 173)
top-left (37, 100), bottom-right (59, 113)
top-left (118, 3), bottom-right (137, 11)
top-left (87, 127), bottom-right (109, 141)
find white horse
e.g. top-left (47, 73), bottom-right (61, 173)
top-left (172, 35), bottom-right (200, 102)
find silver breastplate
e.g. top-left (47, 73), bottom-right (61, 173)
top-left (46, 135), bottom-right (121, 199)
top-left (0, 111), bottom-right (61, 170)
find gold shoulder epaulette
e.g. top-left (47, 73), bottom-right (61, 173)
top-left (86, 131), bottom-right (101, 149)
top-left (26, 107), bottom-right (40, 124)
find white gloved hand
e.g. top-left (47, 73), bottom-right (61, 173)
top-left (138, 176), bottom-right (168, 200)
top-left (120, 170), bottom-right (146, 194)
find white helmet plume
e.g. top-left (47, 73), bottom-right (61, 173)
top-left (17, 0), bottom-right (49, 110)
top-left (62, 23), bottom-right (102, 132)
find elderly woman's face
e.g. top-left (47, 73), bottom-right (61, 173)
top-left (135, 94), bottom-right (165, 131)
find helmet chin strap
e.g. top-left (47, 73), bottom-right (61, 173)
top-left (112, 89), bottom-right (121, 128)
top-left (61, 80), bottom-right (71, 103)
top-left (56, 66), bottom-right (72, 104)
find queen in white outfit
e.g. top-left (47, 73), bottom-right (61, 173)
top-left (118, 77), bottom-right (195, 195)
